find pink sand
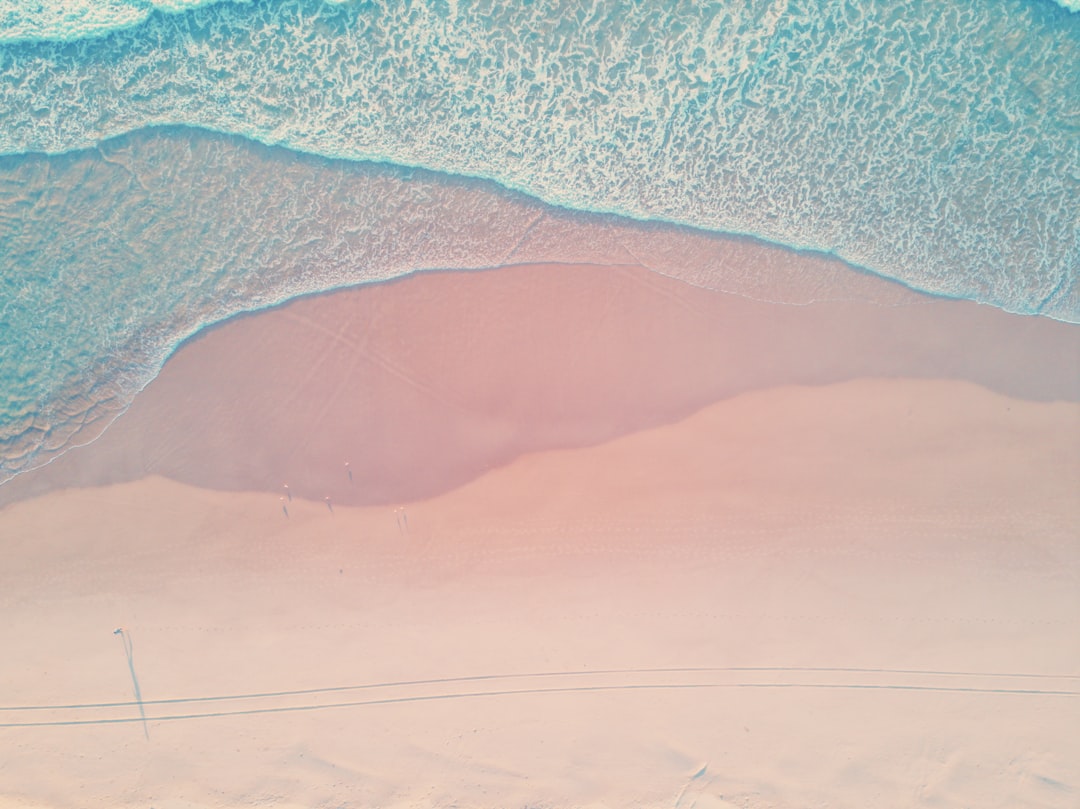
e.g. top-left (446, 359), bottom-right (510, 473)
top-left (0, 261), bottom-right (1077, 809)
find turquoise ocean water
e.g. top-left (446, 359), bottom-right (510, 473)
top-left (0, 0), bottom-right (1077, 483)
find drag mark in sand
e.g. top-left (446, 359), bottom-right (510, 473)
top-left (112, 628), bottom-right (149, 739)
top-left (2, 666), bottom-right (1077, 729)
top-left (282, 308), bottom-right (469, 415)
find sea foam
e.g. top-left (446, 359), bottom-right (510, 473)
top-left (0, 0), bottom-right (1075, 320)
top-left (0, 0), bottom-right (242, 44)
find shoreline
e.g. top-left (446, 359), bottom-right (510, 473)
top-left (5, 123), bottom-right (1077, 488)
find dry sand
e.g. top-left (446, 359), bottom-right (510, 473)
top-left (0, 262), bottom-right (1077, 809)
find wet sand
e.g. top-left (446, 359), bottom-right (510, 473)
top-left (1, 261), bottom-right (1076, 510)
top-left (0, 261), bottom-right (1077, 808)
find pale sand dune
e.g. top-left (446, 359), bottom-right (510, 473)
top-left (0, 380), bottom-right (1076, 809)
top-left (0, 262), bottom-right (1077, 808)
top-left (1, 262), bottom-right (1076, 510)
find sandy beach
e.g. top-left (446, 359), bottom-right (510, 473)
top-left (1, 260), bottom-right (1077, 809)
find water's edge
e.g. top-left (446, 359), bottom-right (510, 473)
top-left (1, 126), bottom-right (971, 489)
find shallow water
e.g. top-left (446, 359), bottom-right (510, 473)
top-left (2, 0), bottom-right (1076, 315)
